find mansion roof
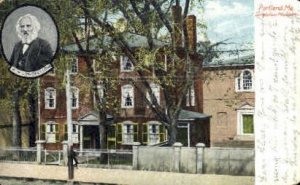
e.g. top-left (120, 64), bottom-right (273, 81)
top-left (62, 32), bottom-right (168, 53)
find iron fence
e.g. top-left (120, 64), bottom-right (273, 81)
top-left (0, 147), bottom-right (37, 163)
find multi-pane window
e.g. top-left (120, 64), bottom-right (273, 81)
top-left (71, 87), bottom-right (79, 109)
top-left (45, 87), bottom-right (56, 109)
top-left (236, 69), bottom-right (254, 92)
top-left (116, 121), bottom-right (138, 144)
top-left (123, 124), bottom-right (134, 144)
top-left (142, 121), bottom-right (167, 145)
top-left (72, 122), bottom-right (79, 143)
top-left (121, 85), bottom-right (134, 108)
top-left (94, 85), bottom-right (104, 105)
top-left (70, 58), bottom-right (78, 74)
top-left (186, 85), bottom-right (195, 107)
top-left (149, 124), bottom-right (160, 145)
top-left (45, 122), bottom-right (57, 143)
top-left (120, 56), bottom-right (134, 71)
top-left (146, 83), bottom-right (160, 106)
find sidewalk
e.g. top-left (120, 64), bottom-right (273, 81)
top-left (0, 163), bottom-right (254, 185)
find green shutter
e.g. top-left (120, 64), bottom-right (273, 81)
top-left (64, 124), bottom-right (68, 141)
top-left (41, 124), bottom-right (46, 140)
top-left (55, 124), bottom-right (59, 142)
top-left (107, 125), bottom-right (116, 149)
top-left (159, 124), bottom-right (166, 142)
top-left (133, 124), bottom-right (138, 142)
top-left (243, 115), bottom-right (254, 134)
top-left (117, 123), bottom-right (123, 144)
top-left (142, 124), bottom-right (148, 144)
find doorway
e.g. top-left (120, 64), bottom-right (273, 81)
top-left (83, 125), bottom-right (100, 149)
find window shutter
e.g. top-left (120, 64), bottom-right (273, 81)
top-left (64, 124), bottom-right (68, 141)
top-left (117, 123), bottom-right (123, 144)
top-left (159, 125), bottom-right (166, 142)
top-left (133, 124), bottom-right (138, 142)
top-left (41, 124), bottom-right (46, 140)
top-left (142, 124), bottom-right (148, 144)
top-left (55, 124), bottom-right (59, 142)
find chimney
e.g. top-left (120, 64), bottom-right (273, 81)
top-left (172, 5), bottom-right (182, 48)
top-left (186, 15), bottom-right (197, 52)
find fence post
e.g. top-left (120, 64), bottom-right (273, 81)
top-left (196, 143), bottom-right (205, 174)
top-left (62, 141), bottom-right (68, 166)
top-left (173, 142), bottom-right (183, 172)
top-left (36, 140), bottom-right (45, 164)
top-left (132, 142), bottom-right (140, 170)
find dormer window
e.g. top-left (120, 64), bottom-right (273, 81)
top-left (120, 56), bottom-right (134, 72)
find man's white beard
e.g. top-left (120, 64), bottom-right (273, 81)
top-left (18, 30), bottom-right (38, 44)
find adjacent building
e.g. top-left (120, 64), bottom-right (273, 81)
top-left (203, 54), bottom-right (255, 147)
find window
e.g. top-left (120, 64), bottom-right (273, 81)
top-left (71, 87), bottom-right (79, 109)
top-left (146, 83), bottom-right (160, 106)
top-left (186, 85), bottom-right (195, 106)
top-left (121, 84), bottom-right (134, 108)
top-left (63, 122), bottom-right (79, 143)
top-left (142, 121), bottom-right (167, 145)
top-left (237, 104), bottom-right (254, 136)
top-left (93, 59), bottom-right (101, 73)
top-left (72, 122), bottom-right (79, 143)
top-left (94, 85), bottom-right (104, 105)
top-left (242, 115), bottom-right (254, 134)
top-left (44, 121), bottom-right (58, 143)
top-left (116, 121), bottom-right (138, 144)
top-left (45, 87), bottom-right (56, 109)
top-left (236, 69), bottom-right (254, 92)
top-left (70, 58), bottom-right (78, 74)
top-left (120, 56), bottom-right (134, 72)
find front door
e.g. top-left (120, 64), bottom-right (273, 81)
top-left (177, 122), bottom-right (190, 147)
top-left (83, 125), bottom-right (100, 149)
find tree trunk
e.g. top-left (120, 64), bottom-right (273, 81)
top-left (99, 111), bottom-right (107, 149)
top-left (12, 89), bottom-right (22, 147)
top-left (167, 119), bottom-right (178, 146)
top-left (27, 83), bottom-right (38, 147)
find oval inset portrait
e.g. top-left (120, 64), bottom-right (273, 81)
top-left (1, 5), bottom-right (58, 78)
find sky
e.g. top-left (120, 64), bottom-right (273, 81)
top-left (198, 0), bottom-right (254, 51)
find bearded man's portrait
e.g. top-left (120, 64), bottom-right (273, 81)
top-left (1, 5), bottom-right (58, 78)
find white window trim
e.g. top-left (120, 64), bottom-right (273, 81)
top-left (71, 87), bottom-right (79, 109)
top-left (94, 85), bottom-right (104, 105)
top-left (72, 122), bottom-right (79, 144)
top-left (146, 83), bottom-right (160, 106)
top-left (45, 87), bottom-right (56, 109)
top-left (121, 84), bottom-right (134, 108)
top-left (120, 56), bottom-right (134, 72)
top-left (237, 108), bottom-right (254, 136)
top-left (186, 85), bottom-right (195, 107)
top-left (70, 58), bottom-right (78, 74)
top-left (122, 121), bottom-right (135, 144)
top-left (235, 69), bottom-right (254, 92)
top-left (93, 59), bottom-right (101, 73)
top-left (45, 121), bottom-right (57, 143)
top-left (147, 121), bottom-right (160, 145)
